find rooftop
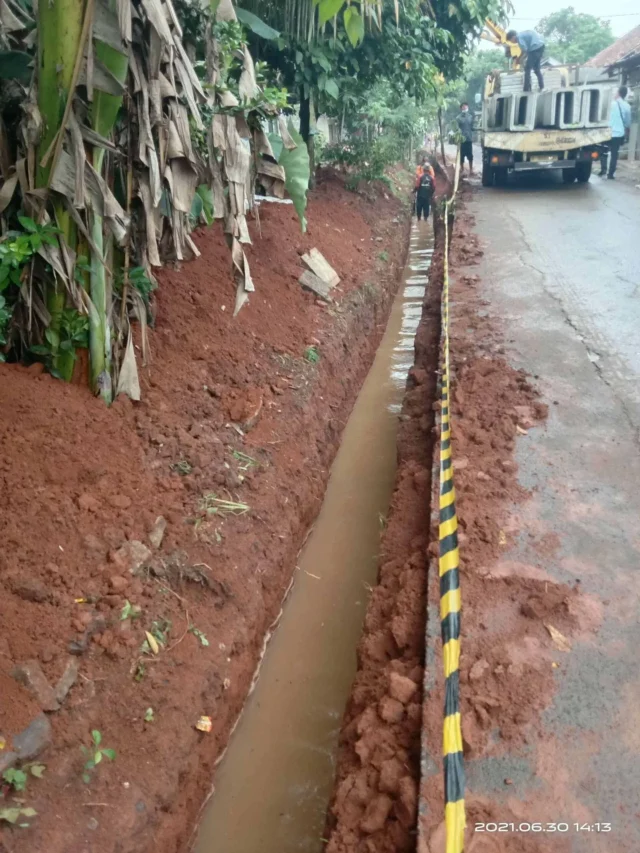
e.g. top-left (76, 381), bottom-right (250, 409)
top-left (586, 24), bottom-right (640, 68)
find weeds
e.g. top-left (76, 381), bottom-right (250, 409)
top-left (144, 708), bottom-right (155, 723)
top-left (198, 493), bottom-right (250, 516)
top-left (141, 618), bottom-right (171, 655)
top-left (378, 250), bottom-right (389, 262)
top-left (231, 450), bottom-right (258, 471)
top-left (304, 346), bottom-right (320, 364)
top-left (189, 626), bottom-right (210, 647)
top-left (120, 600), bottom-right (142, 621)
top-left (0, 806), bottom-right (37, 826)
top-left (81, 730), bottom-right (116, 784)
top-left (2, 764), bottom-right (45, 793)
top-left (171, 460), bottom-right (192, 476)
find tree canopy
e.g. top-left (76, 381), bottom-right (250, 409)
top-left (537, 7), bottom-right (615, 65)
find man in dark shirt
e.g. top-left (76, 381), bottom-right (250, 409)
top-left (507, 29), bottom-right (545, 92)
top-left (456, 103), bottom-right (474, 176)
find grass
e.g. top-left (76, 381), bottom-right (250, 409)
top-left (198, 493), bottom-right (250, 517)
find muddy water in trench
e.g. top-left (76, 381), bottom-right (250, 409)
top-left (194, 222), bottom-right (433, 853)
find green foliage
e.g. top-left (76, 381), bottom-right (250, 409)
top-left (189, 626), bottom-right (210, 646)
top-left (0, 806), bottom-right (37, 826)
top-left (279, 122), bottom-right (311, 232)
top-left (0, 295), bottom-right (12, 361)
top-left (235, 7), bottom-right (280, 40)
top-left (0, 50), bottom-right (32, 83)
top-left (81, 730), bottom-right (116, 784)
top-left (144, 707), bottom-right (155, 723)
top-left (3, 769), bottom-right (28, 792)
top-left (537, 7), bottom-right (615, 64)
top-left (304, 345), bottom-right (320, 363)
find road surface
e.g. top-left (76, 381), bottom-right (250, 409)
top-left (464, 171), bottom-right (640, 851)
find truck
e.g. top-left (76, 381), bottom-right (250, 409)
top-left (477, 21), bottom-right (618, 187)
top-left (479, 64), bottom-right (617, 186)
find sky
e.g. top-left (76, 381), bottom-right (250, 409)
top-left (506, 0), bottom-right (640, 39)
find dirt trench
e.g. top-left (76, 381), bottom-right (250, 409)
top-left (0, 172), bottom-right (413, 853)
top-left (323, 217), bottom-right (445, 853)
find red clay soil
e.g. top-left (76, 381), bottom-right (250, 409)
top-left (419, 186), bottom-right (592, 853)
top-left (0, 170), bottom-right (410, 853)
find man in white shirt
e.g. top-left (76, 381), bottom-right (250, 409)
top-left (600, 86), bottom-right (632, 180)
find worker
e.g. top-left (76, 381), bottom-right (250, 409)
top-left (506, 29), bottom-right (545, 93)
top-left (414, 156), bottom-right (435, 188)
top-left (456, 102), bottom-right (474, 176)
top-left (413, 167), bottom-right (435, 223)
top-left (600, 86), bottom-right (631, 180)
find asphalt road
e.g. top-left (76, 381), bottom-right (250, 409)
top-left (465, 170), bottom-right (640, 852)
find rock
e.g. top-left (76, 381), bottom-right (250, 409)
top-left (55, 658), bottom-right (79, 705)
top-left (83, 533), bottom-right (105, 554)
top-left (12, 661), bottom-right (59, 712)
top-left (389, 672), bottom-right (418, 705)
top-left (360, 794), bottom-right (393, 835)
top-left (395, 776), bottom-right (418, 828)
top-left (378, 757), bottom-right (405, 795)
top-left (109, 575), bottom-right (129, 594)
top-left (13, 714), bottom-right (52, 760)
top-left (77, 493), bottom-right (100, 513)
top-left (148, 516), bottom-right (167, 550)
top-left (378, 696), bottom-right (404, 724)
top-left (10, 577), bottom-right (49, 604)
top-left (469, 658), bottom-right (490, 682)
top-left (111, 541), bottom-right (151, 573)
top-left (453, 457), bottom-right (469, 471)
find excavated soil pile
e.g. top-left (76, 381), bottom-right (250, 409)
top-left (420, 187), bottom-right (596, 853)
top-left (0, 171), bottom-right (410, 853)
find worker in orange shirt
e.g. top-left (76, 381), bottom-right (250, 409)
top-left (415, 156), bottom-right (435, 189)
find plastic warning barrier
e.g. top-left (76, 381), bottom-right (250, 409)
top-left (440, 151), bottom-right (465, 853)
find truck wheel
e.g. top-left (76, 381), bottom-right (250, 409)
top-left (563, 170), bottom-right (577, 184)
top-left (481, 161), bottom-right (493, 187)
top-left (494, 168), bottom-right (508, 186)
top-left (576, 162), bottom-right (592, 183)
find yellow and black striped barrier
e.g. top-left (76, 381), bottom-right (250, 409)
top-left (439, 151), bottom-right (465, 853)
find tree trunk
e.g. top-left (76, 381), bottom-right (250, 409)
top-left (438, 107), bottom-right (446, 165)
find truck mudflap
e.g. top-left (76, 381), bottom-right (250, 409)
top-left (482, 126), bottom-right (611, 153)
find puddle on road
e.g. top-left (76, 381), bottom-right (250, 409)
top-left (194, 222), bottom-right (433, 853)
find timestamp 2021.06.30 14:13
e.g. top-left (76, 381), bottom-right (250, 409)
top-left (475, 823), bottom-right (613, 834)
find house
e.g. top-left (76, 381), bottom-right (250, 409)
top-left (587, 25), bottom-right (640, 161)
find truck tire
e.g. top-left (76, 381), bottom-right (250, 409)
top-left (563, 169), bottom-right (577, 184)
top-left (576, 162), bottom-right (592, 183)
top-left (494, 167), bottom-right (508, 186)
top-left (482, 160), bottom-right (493, 187)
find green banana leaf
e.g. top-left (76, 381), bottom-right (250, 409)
top-left (278, 122), bottom-right (310, 233)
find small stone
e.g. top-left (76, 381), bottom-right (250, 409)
top-left (13, 661), bottom-right (59, 712)
top-left (109, 576), bottom-right (129, 594)
top-left (13, 714), bottom-right (52, 760)
top-left (83, 534), bottom-right (105, 554)
top-left (360, 794), bottom-right (393, 834)
top-left (135, 801), bottom-right (146, 813)
top-left (87, 817), bottom-right (99, 831)
top-left (378, 696), bottom-right (404, 724)
top-left (469, 658), bottom-right (490, 682)
top-left (55, 658), bottom-right (79, 705)
top-left (112, 541), bottom-right (151, 573)
top-left (388, 672), bottom-right (418, 705)
top-left (77, 493), bottom-right (100, 513)
top-left (453, 457), bottom-right (469, 471)
top-left (395, 776), bottom-right (418, 828)
top-left (10, 577), bottom-right (49, 604)
top-left (504, 778), bottom-right (513, 786)
top-left (148, 516), bottom-right (167, 550)
top-left (476, 471), bottom-right (491, 482)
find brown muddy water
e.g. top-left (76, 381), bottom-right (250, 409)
top-left (193, 221), bottom-right (433, 853)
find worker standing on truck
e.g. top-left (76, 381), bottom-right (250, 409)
top-left (506, 29), bottom-right (545, 93)
top-left (456, 102), bottom-right (475, 176)
top-left (600, 86), bottom-right (631, 180)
